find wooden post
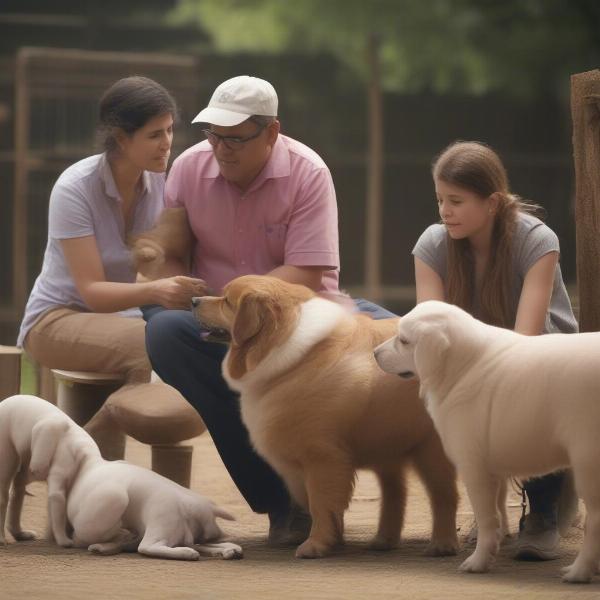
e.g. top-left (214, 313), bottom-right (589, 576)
top-left (38, 364), bottom-right (58, 404)
top-left (152, 445), bottom-right (194, 489)
top-left (13, 49), bottom-right (31, 315)
top-left (365, 33), bottom-right (384, 304)
top-left (571, 70), bottom-right (600, 332)
top-left (0, 346), bottom-right (22, 400)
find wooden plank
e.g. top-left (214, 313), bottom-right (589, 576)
top-left (571, 70), bottom-right (600, 332)
top-left (365, 33), bottom-right (383, 304)
top-left (37, 364), bottom-right (57, 405)
top-left (13, 49), bottom-right (30, 314)
top-left (0, 345), bottom-right (22, 400)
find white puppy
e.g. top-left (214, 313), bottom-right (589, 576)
top-left (374, 300), bottom-right (600, 583)
top-left (0, 394), bottom-right (100, 546)
top-left (67, 459), bottom-right (243, 560)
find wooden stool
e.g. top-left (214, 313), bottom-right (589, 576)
top-left (151, 444), bottom-right (194, 489)
top-left (83, 381), bottom-right (206, 488)
top-left (51, 369), bottom-right (126, 461)
top-left (0, 346), bottom-right (22, 400)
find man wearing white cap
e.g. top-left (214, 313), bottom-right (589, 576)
top-left (145, 75), bottom-right (395, 545)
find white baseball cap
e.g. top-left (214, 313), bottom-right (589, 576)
top-left (192, 75), bottom-right (278, 126)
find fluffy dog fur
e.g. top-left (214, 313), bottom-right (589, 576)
top-left (375, 300), bottom-right (600, 583)
top-left (66, 459), bottom-right (242, 560)
top-left (192, 275), bottom-right (459, 559)
top-left (129, 207), bottom-right (194, 281)
top-left (0, 394), bottom-right (101, 546)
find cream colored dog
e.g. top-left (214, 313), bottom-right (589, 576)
top-left (66, 460), bottom-right (242, 560)
top-left (0, 394), bottom-right (101, 546)
top-left (374, 300), bottom-right (599, 583)
top-left (192, 275), bottom-right (459, 559)
top-left (0, 395), bottom-right (240, 560)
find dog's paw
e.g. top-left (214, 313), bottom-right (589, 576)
top-left (295, 537), bottom-right (331, 559)
top-left (12, 529), bottom-right (37, 542)
top-left (561, 562), bottom-right (593, 584)
top-left (458, 552), bottom-right (492, 573)
top-left (424, 538), bottom-right (459, 557)
top-left (89, 543), bottom-right (117, 556)
top-left (368, 534), bottom-right (399, 551)
top-left (221, 544), bottom-right (243, 560)
top-left (56, 537), bottom-right (73, 548)
top-left (174, 547), bottom-right (200, 561)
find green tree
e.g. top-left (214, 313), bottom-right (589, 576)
top-left (171, 0), bottom-right (600, 99)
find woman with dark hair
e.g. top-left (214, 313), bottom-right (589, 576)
top-left (413, 140), bottom-right (578, 561)
top-left (18, 76), bottom-right (205, 407)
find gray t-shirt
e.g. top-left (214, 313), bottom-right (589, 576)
top-left (17, 153), bottom-right (165, 346)
top-left (412, 212), bottom-right (578, 334)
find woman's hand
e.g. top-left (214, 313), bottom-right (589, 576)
top-left (150, 276), bottom-right (208, 309)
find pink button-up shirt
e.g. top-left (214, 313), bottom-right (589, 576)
top-left (165, 134), bottom-right (341, 294)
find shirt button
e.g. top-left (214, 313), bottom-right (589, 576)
top-left (238, 229), bottom-right (243, 233)
top-left (241, 260), bottom-right (246, 265)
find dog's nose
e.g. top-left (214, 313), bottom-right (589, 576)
top-left (191, 297), bottom-right (202, 308)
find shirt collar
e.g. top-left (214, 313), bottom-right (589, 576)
top-left (258, 135), bottom-right (290, 180)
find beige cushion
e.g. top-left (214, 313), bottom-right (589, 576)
top-left (103, 382), bottom-right (206, 445)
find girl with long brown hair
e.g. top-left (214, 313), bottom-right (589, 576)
top-left (413, 140), bottom-right (578, 560)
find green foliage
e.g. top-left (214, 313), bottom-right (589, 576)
top-left (171, 0), bottom-right (600, 99)
top-left (20, 354), bottom-right (37, 395)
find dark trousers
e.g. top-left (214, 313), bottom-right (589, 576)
top-left (523, 471), bottom-right (565, 523)
top-left (144, 299), bottom-right (396, 516)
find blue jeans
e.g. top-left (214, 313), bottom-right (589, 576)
top-left (144, 298), bottom-right (396, 515)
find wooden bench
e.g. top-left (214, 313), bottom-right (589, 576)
top-left (0, 345), bottom-right (22, 399)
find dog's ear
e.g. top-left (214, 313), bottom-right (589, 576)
top-left (232, 292), bottom-right (272, 346)
top-left (413, 321), bottom-right (450, 378)
top-left (30, 417), bottom-right (70, 480)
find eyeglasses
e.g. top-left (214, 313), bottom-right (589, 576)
top-left (202, 123), bottom-right (267, 151)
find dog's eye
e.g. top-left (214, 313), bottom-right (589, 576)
top-left (397, 337), bottom-right (409, 346)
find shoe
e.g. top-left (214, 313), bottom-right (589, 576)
top-left (513, 513), bottom-right (561, 561)
top-left (267, 504), bottom-right (312, 547)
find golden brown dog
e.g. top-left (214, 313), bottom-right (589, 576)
top-left (129, 207), bottom-right (193, 281)
top-left (192, 275), bottom-right (458, 559)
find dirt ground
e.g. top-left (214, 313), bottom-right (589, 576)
top-left (1, 433), bottom-right (596, 600)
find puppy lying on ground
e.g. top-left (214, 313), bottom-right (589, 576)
top-left (0, 394), bottom-right (100, 546)
top-left (0, 395), bottom-right (240, 560)
top-left (67, 458), bottom-right (242, 560)
top-left (129, 207), bottom-right (194, 281)
top-left (192, 275), bottom-right (459, 559)
top-left (374, 300), bottom-right (598, 583)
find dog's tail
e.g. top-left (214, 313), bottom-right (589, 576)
top-left (213, 506), bottom-right (236, 522)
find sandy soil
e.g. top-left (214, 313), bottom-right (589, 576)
top-left (1, 433), bottom-right (595, 600)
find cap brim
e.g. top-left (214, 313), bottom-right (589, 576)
top-left (191, 107), bottom-right (250, 127)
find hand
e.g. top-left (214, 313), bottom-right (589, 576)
top-left (150, 276), bottom-right (208, 309)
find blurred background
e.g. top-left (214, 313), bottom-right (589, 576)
top-left (1, 0), bottom-right (598, 344)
